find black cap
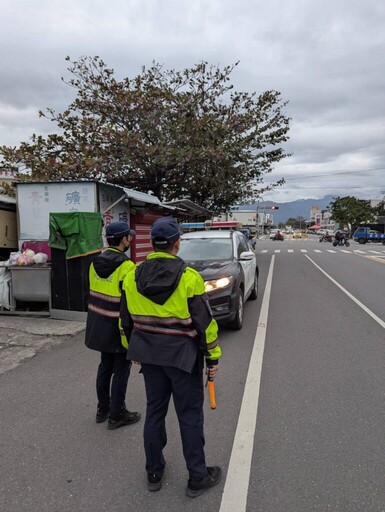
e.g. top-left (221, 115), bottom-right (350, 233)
top-left (150, 217), bottom-right (182, 244)
top-left (105, 221), bottom-right (136, 238)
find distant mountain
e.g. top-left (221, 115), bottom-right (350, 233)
top-left (233, 196), bottom-right (335, 224)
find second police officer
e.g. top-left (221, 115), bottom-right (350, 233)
top-left (85, 221), bottom-right (141, 430)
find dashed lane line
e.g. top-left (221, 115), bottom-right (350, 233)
top-left (288, 249), bottom-right (294, 253)
top-left (300, 249), bottom-right (307, 253)
top-left (327, 250), bottom-right (337, 253)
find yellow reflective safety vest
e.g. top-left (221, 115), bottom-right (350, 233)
top-left (85, 248), bottom-right (134, 353)
top-left (120, 252), bottom-right (221, 373)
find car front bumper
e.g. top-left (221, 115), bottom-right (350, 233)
top-left (206, 287), bottom-right (238, 323)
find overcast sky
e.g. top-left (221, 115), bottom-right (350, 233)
top-left (1, 0), bottom-right (384, 203)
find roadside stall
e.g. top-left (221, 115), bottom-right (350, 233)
top-left (0, 195), bottom-right (18, 311)
top-left (3, 181), bottom-right (165, 318)
top-left (1, 181), bottom-right (209, 318)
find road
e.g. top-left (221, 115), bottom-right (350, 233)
top-left (1, 235), bottom-right (385, 512)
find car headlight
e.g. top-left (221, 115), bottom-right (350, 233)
top-left (205, 276), bottom-right (233, 292)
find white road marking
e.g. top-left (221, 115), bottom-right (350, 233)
top-left (327, 250), bottom-right (336, 253)
top-left (300, 249), bottom-right (307, 253)
top-left (354, 250), bottom-right (366, 254)
top-left (305, 255), bottom-right (385, 330)
top-left (340, 250), bottom-right (352, 253)
top-left (288, 249), bottom-right (294, 253)
top-left (314, 249), bottom-right (322, 253)
top-left (369, 250), bottom-right (382, 254)
top-left (274, 249), bottom-right (280, 253)
top-left (219, 256), bottom-right (275, 512)
top-left (261, 250), bottom-right (268, 253)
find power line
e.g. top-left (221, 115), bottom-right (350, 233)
top-left (272, 186), bottom-right (384, 190)
top-left (279, 166), bottom-right (385, 181)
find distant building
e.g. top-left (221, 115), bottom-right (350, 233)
top-left (215, 204), bottom-right (274, 234)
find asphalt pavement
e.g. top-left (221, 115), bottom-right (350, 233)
top-left (0, 314), bottom-right (231, 512)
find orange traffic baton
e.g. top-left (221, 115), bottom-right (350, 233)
top-left (208, 379), bottom-right (216, 410)
top-left (206, 368), bottom-right (217, 409)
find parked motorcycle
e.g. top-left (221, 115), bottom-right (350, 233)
top-left (319, 234), bottom-right (333, 243)
top-left (273, 232), bottom-right (284, 241)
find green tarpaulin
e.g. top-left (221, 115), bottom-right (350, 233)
top-left (49, 212), bottom-right (103, 259)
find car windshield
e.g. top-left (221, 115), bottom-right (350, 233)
top-left (179, 238), bottom-right (233, 261)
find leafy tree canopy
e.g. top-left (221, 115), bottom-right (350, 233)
top-left (0, 56), bottom-right (291, 212)
top-left (329, 196), bottom-right (377, 230)
top-left (285, 217), bottom-right (305, 229)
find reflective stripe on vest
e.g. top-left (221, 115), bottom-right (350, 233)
top-left (89, 290), bottom-right (121, 303)
top-left (131, 314), bottom-right (193, 326)
top-left (131, 314), bottom-right (196, 337)
top-left (88, 303), bottom-right (120, 318)
top-left (133, 322), bottom-right (197, 338)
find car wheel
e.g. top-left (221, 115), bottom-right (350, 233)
top-left (358, 239), bottom-right (366, 244)
top-left (229, 288), bottom-right (244, 330)
top-left (249, 273), bottom-right (258, 301)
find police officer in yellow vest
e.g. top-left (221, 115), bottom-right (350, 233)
top-left (120, 217), bottom-right (222, 497)
top-left (85, 221), bottom-right (141, 430)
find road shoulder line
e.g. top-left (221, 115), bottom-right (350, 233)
top-left (219, 255), bottom-right (275, 512)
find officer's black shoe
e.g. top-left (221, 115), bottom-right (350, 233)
top-left (95, 405), bottom-right (110, 423)
top-left (147, 469), bottom-right (164, 492)
top-left (185, 466), bottom-right (222, 498)
top-left (107, 409), bottom-right (141, 430)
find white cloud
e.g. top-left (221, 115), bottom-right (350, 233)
top-left (1, 0), bottom-right (384, 201)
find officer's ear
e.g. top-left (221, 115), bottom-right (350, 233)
top-left (173, 238), bottom-right (181, 253)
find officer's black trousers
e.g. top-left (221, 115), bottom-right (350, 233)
top-left (141, 363), bottom-right (208, 481)
top-left (96, 352), bottom-right (132, 413)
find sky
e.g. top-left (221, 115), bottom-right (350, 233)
top-left (1, 0), bottom-right (384, 203)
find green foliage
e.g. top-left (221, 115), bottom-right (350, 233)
top-left (329, 196), bottom-right (376, 230)
top-left (0, 56), bottom-right (291, 212)
top-left (373, 200), bottom-right (385, 216)
top-left (285, 217), bottom-right (303, 229)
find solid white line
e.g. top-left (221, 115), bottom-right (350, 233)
top-left (305, 255), bottom-right (385, 329)
top-left (219, 256), bottom-right (275, 512)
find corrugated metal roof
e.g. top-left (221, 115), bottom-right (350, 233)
top-left (162, 199), bottom-right (209, 216)
top-left (122, 186), bottom-right (161, 205)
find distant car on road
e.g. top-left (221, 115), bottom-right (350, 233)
top-left (292, 230), bottom-right (302, 239)
top-left (178, 229), bottom-right (259, 330)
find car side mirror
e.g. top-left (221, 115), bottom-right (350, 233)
top-left (240, 251), bottom-right (255, 261)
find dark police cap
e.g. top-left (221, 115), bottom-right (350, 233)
top-left (105, 221), bottom-right (136, 238)
top-left (150, 217), bottom-right (182, 244)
